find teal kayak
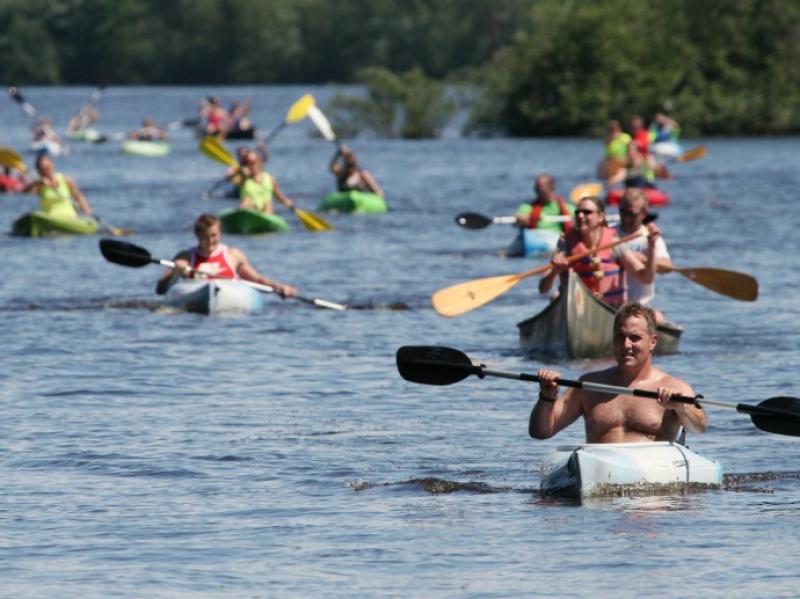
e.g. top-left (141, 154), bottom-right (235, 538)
top-left (218, 208), bottom-right (290, 234)
top-left (122, 140), bottom-right (170, 157)
top-left (12, 211), bottom-right (100, 237)
top-left (319, 190), bottom-right (388, 214)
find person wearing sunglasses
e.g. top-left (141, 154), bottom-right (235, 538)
top-left (239, 149), bottom-right (296, 214)
top-left (614, 188), bottom-right (672, 322)
top-left (538, 195), bottom-right (660, 308)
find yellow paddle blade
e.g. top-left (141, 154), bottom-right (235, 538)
top-left (675, 144), bottom-right (707, 163)
top-left (199, 136), bottom-right (236, 167)
top-left (662, 265), bottom-right (758, 301)
top-left (569, 182), bottom-right (603, 203)
top-left (432, 273), bottom-right (524, 318)
top-left (286, 94), bottom-right (315, 124)
top-left (0, 147), bottom-right (26, 172)
top-left (294, 207), bottom-right (333, 232)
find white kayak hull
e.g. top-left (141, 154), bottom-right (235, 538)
top-left (650, 141), bottom-right (683, 158)
top-left (540, 442), bottom-right (723, 497)
top-left (165, 279), bottom-right (264, 315)
top-left (29, 139), bottom-right (64, 156)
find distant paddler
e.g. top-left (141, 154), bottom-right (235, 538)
top-left (129, 117), bottom-right (167, 141)
top-left (538, 195), bottom-right (659, 308)
top-left (156, 213), bottom-right (298, 297)
top-left (22, 154), bottom-right (93, 218)
top-left (596, 120), bottom-right (631, 185)
top-left (329, 145), bottom-right (383, 197)
top-left (514, 174), bottom-right (574, 233)
top-left (238, 148), bottom-right (296, 214)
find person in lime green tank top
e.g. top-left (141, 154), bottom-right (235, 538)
top-left (23, 154), bottom-right (93, 218)
top-left (597, 120), bottom-right (632, 184)
top-left (238, 149), bottom-right (295, 214)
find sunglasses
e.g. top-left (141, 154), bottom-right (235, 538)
top-left (619, 209), bottom-right (645, 218)
top-left (574, 209), bottom-right (598, 216)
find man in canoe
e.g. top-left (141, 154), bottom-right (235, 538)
top-left (238, 149), bottom-right (296, 214)
top-left (538, 195), bottom-right (659, 308)
top-left (614, 188), bottom-right (671, 322)
top-left (329, 145), bottom-right (384, 197)
top-left (156, 213), bottom-right (297, 297)
top-left (23, 154), bottom-right (94, 218)
top-left (514, 174), bottom-right (574, 233)
top-left (530, 303), bottom-right (707, 443)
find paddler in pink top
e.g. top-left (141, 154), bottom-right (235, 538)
top-left (156, 213), bottom-right (298, 297)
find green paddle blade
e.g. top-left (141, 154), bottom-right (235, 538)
top-left (99, 238), bottom-right (153, 268)
top-left (396, 346), bottom-right (479, 386)
top-left (748, 397), bottom-right (800, 437)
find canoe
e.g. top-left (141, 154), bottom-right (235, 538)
top-left (122, 140), bottom-right (171, 157)
top-left (165, 279), bottom-right (264, 315)
top-left (607, 187), bottom-right (670, 207)
top-left (517, 269), bottom-right (683, 358)
top-left (66, 128), bottom-right (106, 143)
top-left (504, 228), bottom-right (560, 257)
top-left (319, 190), bottom-right (388, 214)
top-left (540, 442), bottom-right (723, 498)
top-left (217, 208), bottom-right (290, 234)
top-left (12, 211), bottom-right (100, 237)
top-left (29, 139), bottom-right (63, 156)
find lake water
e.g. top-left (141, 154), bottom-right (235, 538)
top-left (2, 86), bottom-right (800, 597)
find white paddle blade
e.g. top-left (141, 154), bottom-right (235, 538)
top-left (306, 105), bottom-right (337, 142)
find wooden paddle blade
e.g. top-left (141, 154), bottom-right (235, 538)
top-left (569, 182), bottom-right (603, 203)
top-left (286, 94), bottom-right (315, 123)
top-left (432, 273), bottom-right (522, 317)
top-left (676, 144), bottom-right (707, 163)
top-left (294, 207), bottom-right (333, 232)
top-left (455, 212), bottom-right (492, 229)
top-left (99, 238), bottom-right (152, 267)
top-left (199, 136), bottom-right (236, 167)
top-left (396, 345), bottom-right (478, 385)
top-left (748, 397), bottom-right (800, 437)
top-left (666, 266), bottom-right (758, 301)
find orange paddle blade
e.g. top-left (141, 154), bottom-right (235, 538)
top-left (569, 182), bottom-right (604, 203)
top-left (675, 144), bottom-right (707, 163)
top-left (432, 273), bottom-right (531, 318)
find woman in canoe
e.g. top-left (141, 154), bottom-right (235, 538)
top-left (329, 145), bottom-right (383, 197)
top-left (22, 154), bottom-right (93, 218)
top-left (156, 213), bottom-right (297, 297)
top-left (538, 195), bottom-right (659, 308)
top-left (238, 149), bottom-right (296, 214)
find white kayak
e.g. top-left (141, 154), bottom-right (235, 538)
top-left (650, 141), bottom-right (683, 158)
top-left (165, 279), bottom-right (264, 315)
top-left (540, 442), bottom-right (723, 497)
top-left (29, 139), bottom-right (65, 156)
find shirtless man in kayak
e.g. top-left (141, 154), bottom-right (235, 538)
top-left (156, 213), bottom-right (297, 297)
top-left (529, 303), bottom-right (707, 443)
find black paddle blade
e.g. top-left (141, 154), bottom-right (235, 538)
top-left (643, 213), bottom-right (658, 224)
top-left (99, 238), bottom-right (153, 268)
top-left (396, 346), bottom-right (479, 386)
top-left (747, 397), bottom-right (800, 437)
top-left (455, 212), bottom-right (492, 230)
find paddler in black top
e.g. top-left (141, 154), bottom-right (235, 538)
top-left (329, 145), bottom-right (383, 197)
top-left (529, 303), bottom-right (707, 443)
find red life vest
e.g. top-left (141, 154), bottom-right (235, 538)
top-left (527, 196), bottom-right (573, 233)
top-left (564, 226), bottom-right (626, 306)
top-left (632, 128), bottom-right (650, 156)
top-left (189, 244), bottom-right (237, 279)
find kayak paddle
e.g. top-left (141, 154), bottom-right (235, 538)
top-left (264, 94), bottom-right (315, 143)
top-left (569, 182), bottom-right (604, 203)
top-left (674, 144), bottom-right (707, 163)
top-left (455, 211), bottom-right (633, 230)
top-left (98, 238), bottom-right (347, 311)
top-left (431, 231), bottom-right (644, 318)
top-left (94, 217), bottom-right (134, 237)
top-left (197, 136), bottom-right (333, 232)
top-left (306, 104), bottom-right (342, 149)
top-left (8, 86), bottom-right (36, 116)
top-left (0, 147), bottom-right (27, 173)
top-left (658, 264), bottom-right (757, 301)
top-left (396, 345), bottom-right (800, 437)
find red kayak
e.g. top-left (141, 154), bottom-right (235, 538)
top-left (0, 175), bottom-right (23, 193)
top-left (606, 187), bottom-right (670, 207)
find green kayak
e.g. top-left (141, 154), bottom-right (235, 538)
top-left (12, 211), bottom-right (100, 237)
top-left (122, 140), bottom-right (171, 157)
top-left (319, 190), bottom-right (388, 214)
top-left (218, 208), bottom-right (290, 235)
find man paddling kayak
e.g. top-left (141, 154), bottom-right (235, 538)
top-left (514, 174), bottom-right (574, 233)
top-left (156, 213), bottom-right (297, 297)
top-left (530, 303), bottom-right (707, 443)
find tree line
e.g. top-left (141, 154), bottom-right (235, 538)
top-left (2, 0), bottom-right (798, 136)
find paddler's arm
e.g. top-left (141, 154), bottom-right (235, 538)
top-left (657, 383), bottom-right (708, 434)
top-left (329, 148), bottom-right (343, 175)
top-left (232, 248), bottom-right (298, 298)
top-left (361, 169), bottom-right (384, 198)
top-left (271, 176), bottom-right (295, 210)
top-left (620, 223), bottom-right (660, 284)
top-left (529, 369), bottom-right (583, 439)
top-left (66, 176), bottom-right (93, 215)
top-left (156, 251), bottom-right (191, 295)
top-left (538, 250), bottom-right (568, 294)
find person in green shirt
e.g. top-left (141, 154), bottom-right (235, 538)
top-left (515, 174), bottom-right (575, 234)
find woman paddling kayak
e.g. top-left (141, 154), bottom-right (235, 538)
top-left (329, 145), bottom-right (383, 197)
top-left (22, 154), bottom-right (93, 218)
top-left (238, 148), bottom-right (296, 214)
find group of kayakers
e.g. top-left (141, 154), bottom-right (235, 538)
top-left (197, 96), bottom-right (255, 138)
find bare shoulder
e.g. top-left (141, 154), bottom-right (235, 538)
top-left (653, 367), bottom-right (694, 394)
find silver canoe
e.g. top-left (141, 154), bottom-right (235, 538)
top-left (517, 269), bottom-right (683, 358)
top-left (540, 441), bottom-right (723, 498)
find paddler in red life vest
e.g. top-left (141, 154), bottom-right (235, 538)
top-left (538, 196), bottom-right (659, 308)
top-left (514, 174), bottom-right (574, 234)
top-left (530, 303), bottom-right (707, 443)
top-left (155, 213), bottom-right (298, 297)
